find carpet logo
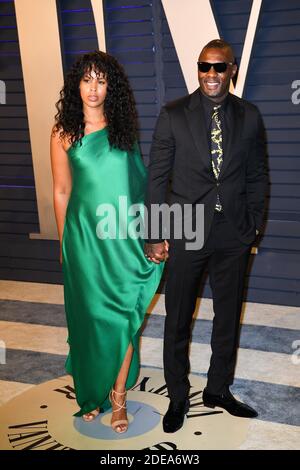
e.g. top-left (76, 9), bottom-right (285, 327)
top-left (0, 369), bottom-right (249, 450)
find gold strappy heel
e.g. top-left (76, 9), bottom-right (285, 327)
top-left (109, 389), bottom-right (128, 433)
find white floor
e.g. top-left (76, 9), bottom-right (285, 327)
top-left (0, 280), bottom-right (299, 450)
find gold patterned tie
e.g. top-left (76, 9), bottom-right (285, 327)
top-left (211, 105), bottom-right (223, 212)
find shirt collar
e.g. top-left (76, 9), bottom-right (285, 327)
top-left (199, 90), bottom-right (229, 112)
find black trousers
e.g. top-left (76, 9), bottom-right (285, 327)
top-left (164, 211), bottom-right (252, 402)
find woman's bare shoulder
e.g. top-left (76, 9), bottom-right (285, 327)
top-left (51, 126), bottom-right (72, 152)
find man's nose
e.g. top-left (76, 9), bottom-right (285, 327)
top-left (207, 66), bottom-right (218, 77)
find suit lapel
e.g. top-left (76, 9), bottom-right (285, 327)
top-left (219, 94), bottom-right (245, 177)
top-left (184, 89), bottom-right (212, 172)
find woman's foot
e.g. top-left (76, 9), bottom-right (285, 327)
top-left (109, 388), bottom-right (128, 433)
top-left (82, 408), bottom-right (100, 422)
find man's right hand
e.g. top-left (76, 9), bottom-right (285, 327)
top-left (144, 241), bottom-right (168, 264)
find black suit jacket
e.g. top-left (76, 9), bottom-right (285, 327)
top-left (145, 89), bottom-right (268, 245)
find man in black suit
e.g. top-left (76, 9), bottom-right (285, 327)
top-left (144, 39), bottom-right (268, 433)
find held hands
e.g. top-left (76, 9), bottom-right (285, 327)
top-left (144, 240), bottom-right (169, 264)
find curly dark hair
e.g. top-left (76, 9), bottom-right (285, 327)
top-left (54, 50), bottom-right (138, 151)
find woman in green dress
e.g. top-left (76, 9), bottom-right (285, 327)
top-left (50, 51), bottom-right (165, 433)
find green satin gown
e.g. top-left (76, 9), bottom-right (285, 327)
top-left (62, 127), bottom-right (164, 417)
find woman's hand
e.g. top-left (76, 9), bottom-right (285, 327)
top-left (144, 240), bottom-right (169, 263)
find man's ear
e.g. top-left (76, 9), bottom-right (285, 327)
top-left (231, 64), bottom-right (238, 79)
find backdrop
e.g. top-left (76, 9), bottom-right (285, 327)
top-left (0, 0), bottom-right (299, 306)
